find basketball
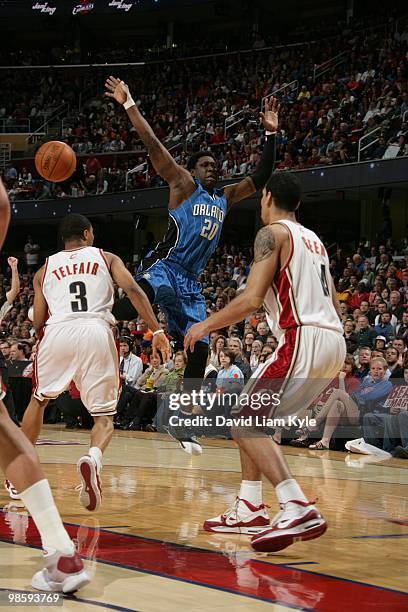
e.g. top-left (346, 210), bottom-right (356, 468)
top-left (35, 141), bottom-right (76, 183)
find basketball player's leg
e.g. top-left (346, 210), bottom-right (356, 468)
top-left (5, 395), bottom-right (48, 499)
top-left (75, 324), bottom-right (119, 511)
top-left (21, 395), bottom-right (49, 446)
top-left (6, 330), bottom-right (75, 500)
top-left (112, 277), bottom-right (155, 320)
top-left (203, 437), bottom-right (278, 535)
top-left (205, 328), bottom-right (345, 544)
top-left (0, 399), bottom-right (89, 592)
top-left (246, 329), bottom-right (346, 552)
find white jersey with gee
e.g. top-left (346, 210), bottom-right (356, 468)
top-left (263, 219), bottom-right (343, 340)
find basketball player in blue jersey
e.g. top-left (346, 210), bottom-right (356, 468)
top-left (105, 76), bottom-right (279, 452)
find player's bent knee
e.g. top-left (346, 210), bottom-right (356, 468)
top-left (155, 284), bottom-right (176, 308)
top-left (93, 415), bottom-right (114, 431)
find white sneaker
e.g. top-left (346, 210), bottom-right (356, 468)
top-left (204, 498), bottom-right (270, 534)
top-left (77, 456), bottom-right (102, 512)
top-left (4, 479), bottom-right (20, 500)
top-left (251, 499), bottom-right (326, 553)
top-left (32, 549), bottom-right (90, 593)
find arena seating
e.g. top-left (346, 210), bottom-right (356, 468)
top-left (1, 13), bottom-right (407, 199)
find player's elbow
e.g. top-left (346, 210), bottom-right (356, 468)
top-left (238, 291), bottom-right (264, 313)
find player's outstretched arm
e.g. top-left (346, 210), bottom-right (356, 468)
top-left (105, 77), bottom-right (193, 192)
top-left (0, 179), bottom-right (11, 251)
top-left (107, 253), bottom-right (171, 362)
top-left (6, 257), bottom-right (20, 304)
top-left (224, 97), bottom-right (279, 208)
top-left (185, 225), bottom-right (281, 351)
top-left (33, 266), bottom-right (47, 335)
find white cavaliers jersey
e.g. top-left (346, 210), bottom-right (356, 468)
top-left (264, 220), bottom-right (343, 339)
top-left (42, 246), bottom-right (115, 325)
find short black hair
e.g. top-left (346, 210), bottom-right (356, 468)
top-left (187, 151), bottom-right (216, 171)
top-left (59, 214), bottom-right (92, 242)
top-left (265, 172), bottom-right (301, 211)
top-left (119, 336), bottom-right (133, 349)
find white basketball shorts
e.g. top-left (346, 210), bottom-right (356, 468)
top-left (232, 325), bottom-right (346, 420)
top-left (34, 321), bottom-right (119, 416)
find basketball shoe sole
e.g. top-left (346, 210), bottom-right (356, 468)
top-left (251, 509), bottom-right (327, 552)
top-left (77, 456), bottom-right (101, 512)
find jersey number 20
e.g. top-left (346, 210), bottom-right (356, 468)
top-left (200, 219), bottom-right (219, 241)
top-left (70, 281), bottom-right (88, 312)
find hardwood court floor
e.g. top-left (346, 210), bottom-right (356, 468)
top-left (0, 428), bottom-right (407, 612)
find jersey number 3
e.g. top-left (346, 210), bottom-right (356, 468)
top-left (70, 281), bottom-right (88, 312)
top-left (200, 218), bottom-right (219, 241)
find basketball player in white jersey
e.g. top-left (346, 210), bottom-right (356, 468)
top-left (29, 214), bottom-right (170, 513)
top-left (185, 172), bottom-right (346, 553)
top-left (0, 179), bottom-right (91, 592)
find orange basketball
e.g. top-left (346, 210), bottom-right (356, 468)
top-left (35, 141), bottom-right (76, 183)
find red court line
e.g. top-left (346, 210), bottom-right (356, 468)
top-left (0, 514), bottom-right (406, 612)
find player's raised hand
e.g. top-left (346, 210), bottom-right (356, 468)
top-left (152, 332), bottom-right (171, 364)
top-left (260, 96), bottom-right (280, 133)
top-left (105, 76), bottom-right (129, 105)
top-left (7, 256), bottom-right (18, 270)
top-left (184, 322), bottom-right (208, 353)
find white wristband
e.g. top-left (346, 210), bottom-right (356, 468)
top-left (153, 328), bottom-right (165, 337)
top-left (265, 130), bottom-right (277, 136)
top-left (123, 96), bottom-right (136, 110)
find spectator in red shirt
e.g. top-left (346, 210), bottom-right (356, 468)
top-left (276, 152), bottom-right (294, 170)
top-left (349, 282), bottom-right (370, 311)
top-left (85, 154), bottom-right (101, 177)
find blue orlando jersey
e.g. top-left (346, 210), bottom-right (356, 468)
top-left (142, 180), bottom-right (228, 278)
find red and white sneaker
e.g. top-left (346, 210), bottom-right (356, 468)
top-left (204, 498), bottom-right (270, 534)
top-left (4, 479), bottom-right (20, 500)
top-left (32, 549), bottom-right (90, 593)
top-left (251, 499), bottom-right (327, 553)
top-left (77, 456), bottom-right (102, 512)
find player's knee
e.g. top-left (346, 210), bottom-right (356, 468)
top-left (93, 415), bottom-right (114, 433)
top-left (112, 297), bottom-right (138, 321)
top-left (155, 284), bottom-right (176, 308)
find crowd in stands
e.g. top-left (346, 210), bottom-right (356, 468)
top-left (1, 233), bottom-right (407, 457)
top-left (1, 13), bottom-right (407, 200)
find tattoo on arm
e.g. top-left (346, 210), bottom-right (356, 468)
top-left (254, 226), bottom-right (276, 262)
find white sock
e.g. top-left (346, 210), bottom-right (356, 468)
top-left (239, 480), bottom-right (263, 507)
top-left (275, 478), bottom-right (308, 505)
top-left (20, 479), bottom-right (75, 555)
top-left (89, 446), bottom-right (103, 472)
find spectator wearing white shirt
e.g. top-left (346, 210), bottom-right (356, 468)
top-left (24, 236), bottom-right (40, 270)
top-left (115, 337), bottom-right (144, 427)
top-left (119, 338), bottom-right (143, 388)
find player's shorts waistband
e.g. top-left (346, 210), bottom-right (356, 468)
top-left (157, 259), bottom-right (200, 280)
top-left (281, 324), bottom-right (343, 335)
top-left (45, 317), bottom-right (113, 328)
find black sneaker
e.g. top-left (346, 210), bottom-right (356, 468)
top-left (165, 412), bottom-right (202, 455)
